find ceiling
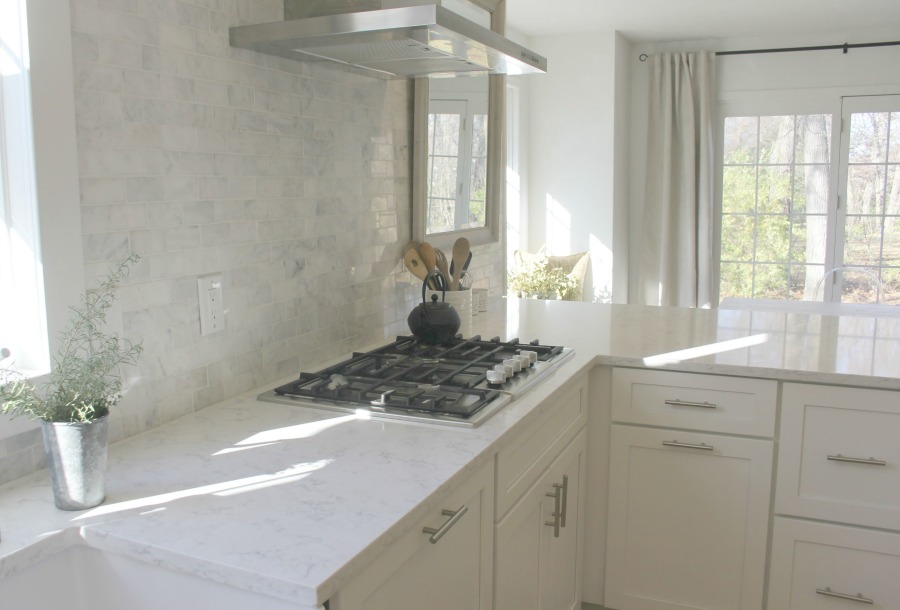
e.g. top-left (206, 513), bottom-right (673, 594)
top-left (505, 0), bottom-right (900, 42)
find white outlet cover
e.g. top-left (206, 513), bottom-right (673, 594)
top-left (198, 274), bottom-right (224, 336)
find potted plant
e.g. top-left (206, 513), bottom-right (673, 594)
top-left (0, 253), bottom-right (142, 510)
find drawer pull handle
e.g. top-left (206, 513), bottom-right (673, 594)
top-left (662, 440), bottom-right (714, 451)
top-left (664, 399), bottom-right (717, 409)
top-left (816, 587), bottom-right (874, 605)
top-left (546, 483), bottom-right (563, 538)
top-left (422, 505), bottom-right (468, 544)
top-left (559, 474), bottom-right (569, 528)
top-left (827, 454), bottom-right (887, 467)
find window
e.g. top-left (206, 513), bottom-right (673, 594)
top-left (0, 0), bottom-right (84, 439)
top-left (0, 0), bottom-right (46, 373)
top-left (719, 95), bottom-right (900, 305)
top-left (425, 98), bottom-right (488, 234)
top-left (839, 96), bottom-right (900, 303)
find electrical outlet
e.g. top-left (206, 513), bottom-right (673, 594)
top-left (198, 274), bottom-right (224, 336)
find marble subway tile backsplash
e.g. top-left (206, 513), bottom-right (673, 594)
top-left (0, 0), bottom-right (505, 485)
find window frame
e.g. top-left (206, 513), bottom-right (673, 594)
top-left (0, 0), bottom-right (85, 440)
top-left (834, 94), bottom-right (900, 303)
top-left (718, 92), bottom-right (900, 307)
top-left (715, 94), bottom-right (844, 305)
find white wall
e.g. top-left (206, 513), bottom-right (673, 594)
top-left (611, 33), bottom-right (632, 303)
top-left (522, 31), bottom-right (618, 302)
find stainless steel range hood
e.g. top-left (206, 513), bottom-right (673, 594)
top-left (229, 1), bottom-right (547, 79)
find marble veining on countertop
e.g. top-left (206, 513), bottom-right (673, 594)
top-left (2, 298), bottom-right (900, 607)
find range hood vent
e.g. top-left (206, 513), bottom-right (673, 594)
top-left (229, 3), bottom-right (547, 79)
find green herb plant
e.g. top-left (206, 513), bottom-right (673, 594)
top-left (0, 253), bottom-right (143, 423)
top-left (508, 252), bottom-right (579, 301)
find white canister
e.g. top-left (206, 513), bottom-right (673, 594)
top-left (427, 288), bottom-right (473, 338)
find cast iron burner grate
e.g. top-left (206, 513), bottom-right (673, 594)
top-left (261, 335), bottom-right (573, 427)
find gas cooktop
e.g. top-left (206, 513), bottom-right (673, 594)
top-left (258, 335), bottom-right (574, 427)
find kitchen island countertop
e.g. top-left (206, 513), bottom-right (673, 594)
top-left (2, 298), bottom-right (900, 607)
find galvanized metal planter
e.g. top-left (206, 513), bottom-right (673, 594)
top-left (40, 415), bottom-right (109, 510)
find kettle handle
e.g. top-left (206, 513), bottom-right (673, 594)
top-left (422, 270), bottom-right (447, 303)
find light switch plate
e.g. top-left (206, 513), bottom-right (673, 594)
top-left (198, 274), bottom-right (224, 336)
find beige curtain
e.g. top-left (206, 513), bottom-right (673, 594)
top-left (638, 51), bottom-right (716, 308)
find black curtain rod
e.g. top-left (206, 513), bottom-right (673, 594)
top-left (638, 39), bottom-right (900, 61)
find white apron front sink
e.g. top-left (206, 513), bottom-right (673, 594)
top-left (0, 544), bottom-right (303, 610)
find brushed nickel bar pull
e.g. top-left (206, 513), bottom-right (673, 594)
top-left (827, 454), bottom-right (887, 467)
top-left (545, 484), bottom-right (562, 538)
top-left (664, 399), bottom-right (718, 409)
top-left (662, 440), bottom-right (714, 451)
top-left (559, 475), bottom-right (569, 528)
top-left (816, 587), bottom-right (874, 604)
top-left (422, 505), bottom-right (468, 544)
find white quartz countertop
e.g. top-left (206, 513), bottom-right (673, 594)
top-left (3, 298), bottom-right (900, 607)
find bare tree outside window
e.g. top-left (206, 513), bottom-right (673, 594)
top-left (720, 114), bottom-right (831, 301)
top-left (720, 98), bottom-right (900, 306)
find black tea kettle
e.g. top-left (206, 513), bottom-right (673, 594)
top-left (407, 270), bottom-right (461, 344)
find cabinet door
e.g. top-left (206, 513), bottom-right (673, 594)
top-left (495, 428), bottom-right (586, 610)
top-left (604, 425), bottom-right (772, 610)
top-left (769, 517), bottom-right (900, 609)
top-left (331, 462), bottom-right (493, 610)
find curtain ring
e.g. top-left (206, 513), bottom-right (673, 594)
top-left (639, 53), bottom-right (649, 61)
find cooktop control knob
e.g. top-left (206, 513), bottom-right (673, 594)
top-left (486, 369), bottom-right (506, 384)
top-left (503, 357), bottom-right (522, 373)
top-left (514, 354), bottom-right (531, 369)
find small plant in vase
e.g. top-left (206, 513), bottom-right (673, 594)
top-left (0, 253), bottom-right (142, 509)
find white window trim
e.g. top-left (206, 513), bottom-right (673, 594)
top-left (1, 0), bottom-right (85, 440)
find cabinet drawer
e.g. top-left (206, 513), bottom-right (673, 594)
top-left (768, 517), bottom-right (900, 609)
top-left (495, 375), bottom-right (587, 519)
top-left (611, 368), bottom-right (776, 437)
top-left (777, 383), bottom-right (900, 531)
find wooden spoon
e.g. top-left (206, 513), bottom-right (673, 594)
top-left (419, 242), bottom-right (438, 287)
top-left (403, 247), bottom-right (430, 283)
top-left (434, 249), bottom-right (451, 291)
top-left (402, 240), bottom-right (421, 256)
top-left (450, 237), bottom-right (470, 290)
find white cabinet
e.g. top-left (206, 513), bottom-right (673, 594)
top-left (776, 383), bottom-right (900, 530)
top-left (495, 428), bottom-right (586, 610)
top-left (769, 383), bottom-right (900, 609)
top-left (495, 375), bottom-right (587, 517)
top-left (611, 368), bottom-right (777, 437)
top-left (330, 461), bottom-right (493, 610)
top-left (768, 517), bottom-right (900, 609)
top-left (605, 368), bottom-right (775, 610)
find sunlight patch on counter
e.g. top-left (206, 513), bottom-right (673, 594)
top-left (214, 413), bottom-right (362, 455)
top-left (643, 334), bottom-right (770, 367)
top-left (73, 460), bottom-right (332, 520)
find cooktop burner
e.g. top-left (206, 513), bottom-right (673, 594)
top-left (258, 335), bottom-right (574, 427)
